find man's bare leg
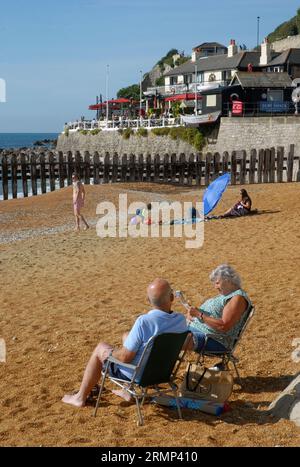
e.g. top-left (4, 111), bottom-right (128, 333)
top-left (74, 211), bottom-right (80, 231)
top-left (62, 342), bottom-right (112, 407)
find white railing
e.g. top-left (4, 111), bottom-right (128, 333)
top-left (64, 117), bottom-right (182, 133)
top-left (146, 79), bottom-right (231, 95)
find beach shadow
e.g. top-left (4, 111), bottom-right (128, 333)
top-left (233, 374), bottom-right (294, 394)
top-left (208, 209), bottom-right (281, 221)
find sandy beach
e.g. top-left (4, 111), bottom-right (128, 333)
top-left (0, 181), bottom-right (300, 446)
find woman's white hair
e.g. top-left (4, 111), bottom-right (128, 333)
top-left (209, 264), bottom-right (242, 288)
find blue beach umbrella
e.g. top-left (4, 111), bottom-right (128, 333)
top-left (203, 173), bottom-right (230, 216)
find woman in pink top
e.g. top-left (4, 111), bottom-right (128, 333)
top-left (72, 173), bottom-right (89, 231)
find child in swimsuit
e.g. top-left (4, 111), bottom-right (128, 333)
top-left (72, 173), bottom-right (89, 231)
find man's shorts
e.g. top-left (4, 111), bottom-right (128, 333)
top-left (108, 362), bottom-right (131, 381)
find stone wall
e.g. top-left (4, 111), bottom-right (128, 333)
top-left (271, 34), bottom-right (300, 52)
top-left (207, 116), bottom-right (300, 155)
top-left (56, 131), bottom-right (196, 156)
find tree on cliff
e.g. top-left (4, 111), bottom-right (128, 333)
top-left (117, 84), bottom-right (140, 101)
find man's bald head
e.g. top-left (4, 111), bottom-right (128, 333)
top-left (147, 278), bottom-right (173, 311)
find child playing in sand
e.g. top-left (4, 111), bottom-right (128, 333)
top-left (72, 173), bottom-right (89, 231)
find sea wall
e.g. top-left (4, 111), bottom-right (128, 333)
top-left (207, 116), bottom-right (300, 155)
top-left (56, 131), bottom-right (196, 156)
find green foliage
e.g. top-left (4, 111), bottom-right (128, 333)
top-left (171, 102), bottom-right (181, 118)
top-left (79, 129), bottom-right (89, 135)
top-left (117, 128), bottom-right (124, 135)
top-left (151, 128), bottom-right (170, 136)
top-left (64, 128), bottom-right (69, 137)
top-left (117, 84), bottom-right (140, 100)
top-left (267, 10), bottom-right (299, 42)
top-left (174, 55), bottom-right (191, 67)
top-left (136, 127), bottom-right (148, 137)
top-left (152, 126), bottom-right (204, 151)
top-left (90, 129), bottom-right (101, 135)
top-left (155, 76), bottom-right (165, 86)
top-left (122, 128), bottom-right (134, 139)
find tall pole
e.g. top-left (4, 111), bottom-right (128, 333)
top-left (194, 64), bottom-right (198, 116)
top-left (106, 64), bottom-right (109, 126)
top-left (139, 70), bottom-right (142, 120)
top-left (257, 16), bottom-right (260, 48)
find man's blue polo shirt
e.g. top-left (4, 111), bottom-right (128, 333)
top-left (118, 309), bottom-right (188, 380)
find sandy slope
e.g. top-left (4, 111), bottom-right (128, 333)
top-left (0, 182), bottom-right (300, 446)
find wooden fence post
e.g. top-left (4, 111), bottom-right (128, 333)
top-left (249, 149), bottom-right (256, 184)
top-left (48, 152), bottom-right (56, 191)
top-left (163, 154), bottom-right (170, 183)
top-left (67, 151), bottom-right (73, 185)
top-left (269, 147), bottom-right (276, 183)
top-left (276, 147), bottom-right (284, 183)
top-left (11, 154), bottom-right (18, 199)
top-left (83, 151), bottom-right (91, 184)
top-left (205, 152), bottom-right (212, 186)
top-left (287, 144), bottom-right (294, 182)
top-left (40, 153), bottom-right (46, 194)
top-left (75, 151), bottom-right (81, 178)
top-left (263, 148), bottom-right (270, 183)
top-left (179, 153), bottom-right (185, 185)
top-left (222, 151), bottom-right (229, 174)
top-left (213, 152), bottom-right (221, 180)
top-left (112, 153), bottom-right (119, 183)
top-left (93, 152), bottom-right (100, 184)
top-left (145, 154), bottom-right (151, 182)
top-left (239, 150), bottom-right (247, 185)
top-left (20, 153), bottom-right (28, 197)
top-left (1, 155), bottom-right (8, 200)
top-left (195, 153), bottom-right (202, 186)
top-left (257, 149), bottom-right (264, 184)
top-left (129, 154), bottom-right (136, 182)
top-left (171, 153), bottom-right (177, 183)
top-left (154, 154), bottom-right (160, 183)
top-left (30, 152), bottom-right (37, 196)
top-left (121, 154), bottom-right (128, 182)
top-left (58, 151), bottom-right (65, 188)
top-left (187, 154), bottom-right (195, 186)
top-left (231, 151), bottom-right (237, 185)
top-left (103, 152), bottom-right (110, 183)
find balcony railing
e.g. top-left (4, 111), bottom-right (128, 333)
top-left (65, 117), bottom-right (182, 132)
top-left (145, 80), bottom-right (231, 96)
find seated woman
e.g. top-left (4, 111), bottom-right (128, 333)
top-left (184, 264), bottom-right (252, 354)
top-left (221, 189), bottom-right (252, 218)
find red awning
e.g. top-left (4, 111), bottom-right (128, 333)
top-left (165, 93), bottom-right (202, 102)
top-left (89, 97), bottom-right (132, 110)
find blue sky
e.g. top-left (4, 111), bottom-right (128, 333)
top-left (0, 0), bottom-right (299, 132)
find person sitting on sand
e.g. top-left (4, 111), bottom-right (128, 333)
top-left (62, 278), bottom-right (188, 408)
top-left (221, 188), bottom-right (252, 218)
top-left (72, 173), bottom-right (89, 231)
top-left (183, 264), bottom-right (252, 356)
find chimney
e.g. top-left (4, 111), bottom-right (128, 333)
top-left (228, 39), bottom-right (238, 57)
top-left (192, 48), bottom-right (200, 62)
top-left (260, 37), bottom-right (271, 66)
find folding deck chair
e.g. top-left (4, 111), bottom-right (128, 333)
top-left (94, 331), bottom-right (189, 426)
top-left (197, 306), bottom-right (255, 387)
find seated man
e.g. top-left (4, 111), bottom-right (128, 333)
top-left (62, 278), bottom-right (188, 408)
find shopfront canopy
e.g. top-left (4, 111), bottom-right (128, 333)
top-left (165, 93), bottom-right (202, 102)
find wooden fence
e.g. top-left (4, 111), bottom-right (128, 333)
top-left (0, 145), bottom-right (299, 200)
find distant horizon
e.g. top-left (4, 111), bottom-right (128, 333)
top-left (1, 0), bottom-right (300, 132)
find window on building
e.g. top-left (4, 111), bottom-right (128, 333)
top-left (196, 72), bottom-right (204, 83)
top-left (170, 76), bottom-right (178, 85)
top-left (206, 95), bottom-right (217, 107)
top-left (184, 74), bottom-right (193, 84)
top-left (267, 90), bottom-right (283, 101)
